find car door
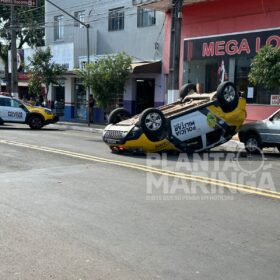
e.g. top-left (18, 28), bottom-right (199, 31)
top-left (1, 98), bottom-right (27, 123)
top-left (0, 97), bottom-right (12, 121)
top-left (265, 110), bottom-right (280, 144)
top-left (0, 98), bottom-right (4, 120)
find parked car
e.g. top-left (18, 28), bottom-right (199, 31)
top-left (0, 95), bottom-right (59, 129)
top-left (239, 109), bottom-right (280, 153)
top-left (103, 81), bottom-right (247, 153)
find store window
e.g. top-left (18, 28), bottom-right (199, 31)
top-left (54, 15), bottom-right (64, 40)
top-left (108, 7), bottom-right (124, 31)
top-left (235, 57), bottom-right (250, 91)
top-left (137, 8), bottom-right (156, 28)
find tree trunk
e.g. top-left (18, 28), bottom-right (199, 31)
top-left (4, 62), bottom-right (11, 93)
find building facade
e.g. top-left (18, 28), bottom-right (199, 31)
top-left (44, 0), bottom-right (166, 122)
top-left (138, 0), bottom-right (280, 121)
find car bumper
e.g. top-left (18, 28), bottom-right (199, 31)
top-left (45, 115), bottom-right (59, 125)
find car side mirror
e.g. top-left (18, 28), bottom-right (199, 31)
top-left (269, 117), bottom-right (274, 122)
top-left (19, 104), bottom-right (25, 109)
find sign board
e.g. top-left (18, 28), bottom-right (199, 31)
top-left (184, 28), bottom-right (280, 61)
top-left (0, 0), bottom-right (37, 7)
top-left (271, 95), bottom-right (280, 106)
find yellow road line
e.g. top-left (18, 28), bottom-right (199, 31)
top-left (0, 139), bottom-right (279, 200)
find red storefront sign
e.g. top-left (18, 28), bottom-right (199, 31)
top-left (185, 28), bottom-right (280, 61)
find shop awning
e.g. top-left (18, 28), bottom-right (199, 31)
top-left (133, 0), bottom-right (210, 12)
top-left (131, 61), bottom-right (162, 74)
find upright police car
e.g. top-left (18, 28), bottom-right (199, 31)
top-left (0, 94), bottom-right (58, 129)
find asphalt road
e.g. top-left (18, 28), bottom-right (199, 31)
top-left (0, 123), bottom-right (279, 280)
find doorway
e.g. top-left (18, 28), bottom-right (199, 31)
top-left (205, 63), bottom-right (218, 92)
top-left (54, 85), bottom-right (65, 116)
top-left (136, 79), bottom-right (155, 114)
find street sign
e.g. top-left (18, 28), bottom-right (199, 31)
top-left (0, 0), bottom-right (37, 7)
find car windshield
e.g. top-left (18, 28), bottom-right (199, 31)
top-left (273, 110), bottom-right (280, 121)
top-left (20, 99), bottom-right (35, 107)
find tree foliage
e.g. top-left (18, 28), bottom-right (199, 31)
top-left (78, 52), bottom-right (132, 112)
top-left (28, 73), bottom-right (42, 98)
top-left (248, 46), bottom-right (280, 90)
top-left (28, 47), bottom-right (67, 99)
top-left (0, 1), bottom-right (45, 81)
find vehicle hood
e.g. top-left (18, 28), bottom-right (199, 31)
top-left (25, 105), bottom-right (52, 114)
top-left (240, 120), bottom-right (267, 131)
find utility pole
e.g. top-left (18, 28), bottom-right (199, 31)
top-left (46, 0), bottom-right (91, 126)
top-left (11, 5), bottom-right (18, 98)
top-left (168, 0), bottom-right (183, 92)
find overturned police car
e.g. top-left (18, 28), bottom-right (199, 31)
top-left (103, 81), bottom-right (247, 153)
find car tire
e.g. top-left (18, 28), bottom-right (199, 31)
top-left (140, 108), bottom-right (167, 141)
top-left (108, 108), bottom-right (131, 124)
top-left (217, 81), bottom-right (239, 112)
top-left (244, 134), bottom-right (262, 154)
top-left (29, 115), bottom-right (44, 129)
top-left (179, 83), bottom-right (196, 99)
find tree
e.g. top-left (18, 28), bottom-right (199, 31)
top-left (248, 45), bottom-right (280, 90)
top-left (0, 1), bottom-right (45, 86)
top-left (28, 47), bottom-right (67, 100)
top-left (78, 52), bottom-right (132, 113)
top-left (28, 73), bottom-right (42, 99)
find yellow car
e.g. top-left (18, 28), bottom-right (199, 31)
top-left (103, 82), bottom-right (247, 153)
top-left (0, 95), bottom-right (58, 129)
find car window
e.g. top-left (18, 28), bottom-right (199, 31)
top-left (0, 98), bottom-right (11, 107)
top-left (10, 99), bottom-right (22, 108)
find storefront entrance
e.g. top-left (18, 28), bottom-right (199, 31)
top-left (53, 85), bottom-right (65, 116)
top-left (184, 28), bottom-right (280, 101)
top-left (205, 63), bottom-right (218, 92)
top-left (75, 79), bottom-right (87, 120)
top-left (136, 79), bottom-right (155, 114)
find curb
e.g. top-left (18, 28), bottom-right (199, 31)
top-left (49, 123), bottom-right (104, 133)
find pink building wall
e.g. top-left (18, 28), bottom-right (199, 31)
top-left (162, 0), bottom-right (280, 121)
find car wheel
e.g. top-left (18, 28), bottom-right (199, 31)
top-left (244, 134), bottom-right (262, 153)
top-left (179, 83), bottom-right (196, 100)
top-left (29, 115), bottom-right (43, 129)
top-left (108, 108), bottom-right (131, 124)
top-left (217, 81), bottom-right (239, 112)
top-left (140, 108), bottom-right (167, 141)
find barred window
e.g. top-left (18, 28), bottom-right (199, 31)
top-left (108, 7), bottom-right (124, 31)
top-left (74, 10), bottom-right (85, 27)
top-left (54, 15), bottom-right (64, 40)
top-left (137, 8), bottom-right (156, 28)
